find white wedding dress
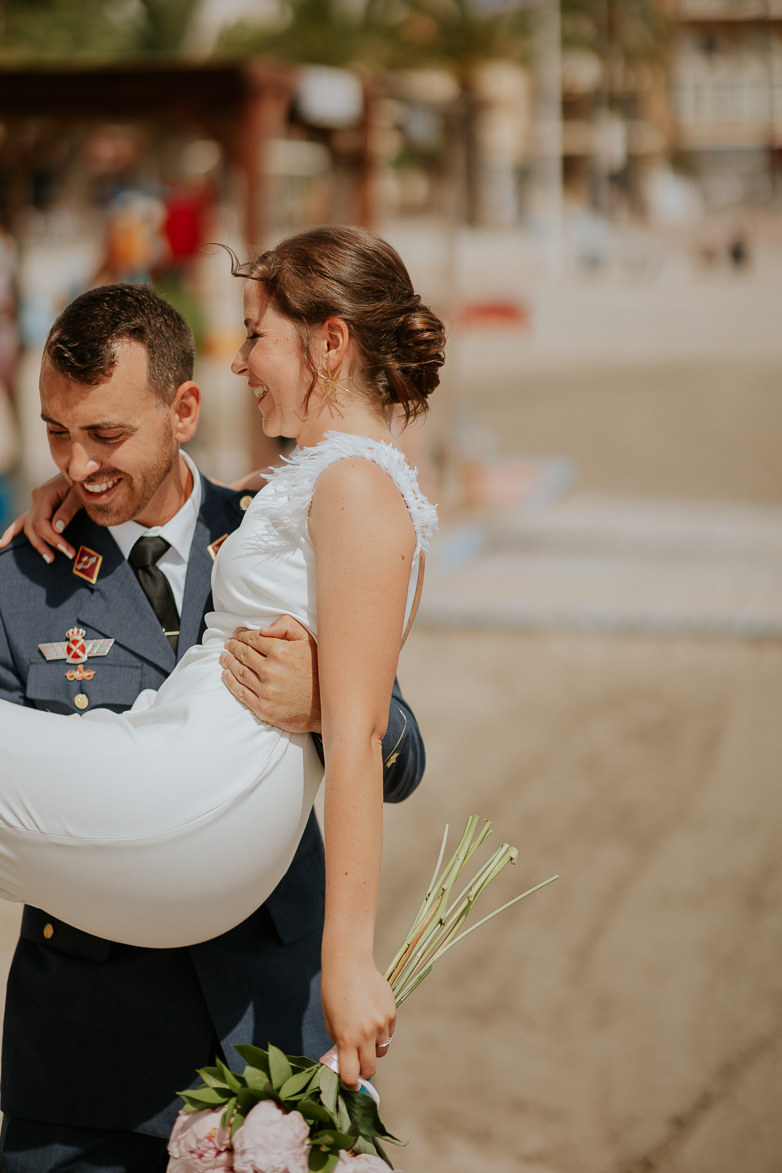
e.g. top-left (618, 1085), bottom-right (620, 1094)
top-left (0, 434), bottom-right (436, 948)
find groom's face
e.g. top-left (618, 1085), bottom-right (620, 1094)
top-left (39, 340), bottom-right (185, 527)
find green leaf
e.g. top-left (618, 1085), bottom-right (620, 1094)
top-left (258, 1081), bottom-right (284, 1107)
top-left (243, 1067), bottom-right (270, 1092)
top-left (177, 1074), bottom-right (227, 1099)
top-left (285, 1053), bottom-right (319, 1071)
top-left (233, 1044), bottom-right (271, 1076)
top-left (193, 1066), bottom-right (229, 1090)
top-left (215, 1058), bottom-right (243, 1093)
top-left (236, 1087), bottom-right (267, 1113)
top-left (220, 1096), bottom-right (237, 1130)
top-left (298, 1097), bottom-right (336, 1126)
top-left (268, 1044), bottom-right (293, 1091)
top-left (374, 1137), bottom-right (396, 1167)
top-left (308, 1148), bottom-right (339, 1172)
top-left (339, 1088), bottom-right (404, 1144)
top-left (336, 1093), bottom-right (351, 1133)
top-left (279, 1064), bottom-right (321, 1099)
top-left (310, 1128), bottom-right (355, 1150)
top-left (353, 1132), bottom-right (398, 1166)
top-left (319, 1066), bottom-right (340, 1118)
top-left (178, 1087), bottom-right (232, 1109)
top-left (352, 1134), bottom-right (380, 1157)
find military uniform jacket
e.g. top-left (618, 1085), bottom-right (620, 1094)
top-left (0, 471), bottom-right (424, 1137)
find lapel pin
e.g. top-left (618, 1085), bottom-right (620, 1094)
top-left (72, 546), bottom-right (103, 584)
top-left (207, 533), bottom-right (229, 561)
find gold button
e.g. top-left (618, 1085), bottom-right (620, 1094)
top-left (239, 495), bottom-right (253, 511)
top-left (74, 693), bottom-right (89, 710)
top-left (43, 923), bottom-right (54, 940)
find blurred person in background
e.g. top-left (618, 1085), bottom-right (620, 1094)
top-left (0, 280), bottom-right (425, 1173)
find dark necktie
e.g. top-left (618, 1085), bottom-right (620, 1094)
top-left (128, 535), bottom-right (179, 654)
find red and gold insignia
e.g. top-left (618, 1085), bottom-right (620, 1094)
top-left (207, 533), bottom-right (229, 562)
top-left (65, 627), bottom-right (88, 663)
top-left (39, 630), bottom-right (114, 667)
top-left (72, 546), bottom-right (103, 584)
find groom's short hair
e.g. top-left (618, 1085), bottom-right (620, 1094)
top-left (44, 283), bottom-right (195, 405)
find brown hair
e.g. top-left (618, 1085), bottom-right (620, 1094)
top-left (44, 283), bottom-right (195, 405)
top-left (230, 225), bottom-right (445, 422)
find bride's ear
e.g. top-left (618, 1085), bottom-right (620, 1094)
top-left (321, 317), bottom-right (350, 370)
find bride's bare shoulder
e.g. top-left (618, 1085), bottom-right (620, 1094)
top-left (310, 456), bottom-right (414, 539)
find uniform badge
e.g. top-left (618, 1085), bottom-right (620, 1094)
top-left (207, 533), bottom-right (229, 561)
top-left (72, 546), bottom-right (103, 584)
top-left (39, 627), bottom-right (115, 681)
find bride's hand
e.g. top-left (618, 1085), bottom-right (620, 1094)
top-left (320, 959), bottom-right (397, 1089)
top-left (0, 475), bottom-right (81, 562)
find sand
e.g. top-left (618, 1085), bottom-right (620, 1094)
top-left (374, 631), bottom-right (782, 1172)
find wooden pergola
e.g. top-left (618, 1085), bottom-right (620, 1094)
top-left (0, 59), bottom-right (300, 243)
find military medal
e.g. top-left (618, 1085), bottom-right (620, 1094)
top-left (207, 533), bottom-right (229, 561)
top-left (72, 546), bottom-right (103, 584)
top-left (38, 627), bottom-right (115, 684)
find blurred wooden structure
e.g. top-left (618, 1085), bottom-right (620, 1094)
top-left (0, 60), bottom-right (301, 244)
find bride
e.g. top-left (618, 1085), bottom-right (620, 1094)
top-left (0, 225), bottom-right (444, 1087)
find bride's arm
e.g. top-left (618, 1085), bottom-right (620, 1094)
top-left (309, 457), bottom-right (415, 1090)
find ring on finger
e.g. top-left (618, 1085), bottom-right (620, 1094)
top-left (377, 1038), bottom-right (393, 1049)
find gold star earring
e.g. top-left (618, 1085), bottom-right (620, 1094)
top-left (316, 361), bottom-right (352, 403)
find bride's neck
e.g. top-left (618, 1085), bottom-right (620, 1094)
top-left (297, 395), bottom-right (393, 448)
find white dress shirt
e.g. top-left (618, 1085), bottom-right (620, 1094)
top-left (109, 450), bottom-right (202, 613)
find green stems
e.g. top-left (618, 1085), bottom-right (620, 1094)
top-left (383, 817), bottom-right (558, 1007)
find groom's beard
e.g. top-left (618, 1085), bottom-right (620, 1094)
top-left (72, 435), bottom-right (178, 526)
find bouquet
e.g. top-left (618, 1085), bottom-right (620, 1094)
top-left (167, 817), bottom-right (557, 1172)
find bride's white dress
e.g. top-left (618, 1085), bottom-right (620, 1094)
top-left (0, 434), bottom-right (436, 949)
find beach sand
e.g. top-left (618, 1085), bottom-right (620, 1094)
top-left (375, 630), bottom-right (782, 1173)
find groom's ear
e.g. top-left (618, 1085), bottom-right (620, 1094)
top-left (171, 380), bottom-right (201, 443)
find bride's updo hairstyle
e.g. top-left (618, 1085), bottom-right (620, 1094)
top-left (231, 225), bottom-right (445, 422)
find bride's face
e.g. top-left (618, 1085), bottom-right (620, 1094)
top-left (232, 283), bottom-right (312, 439)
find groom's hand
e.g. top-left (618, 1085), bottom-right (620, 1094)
top-left (220, 616), bottom-right (321, 733)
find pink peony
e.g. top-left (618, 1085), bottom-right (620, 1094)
top-left (334, 1153), bottom-right (397, 1171)
top-left (167, 1108), bottom-right (233, 1172)
top-left (231, 1100), bottom-right (310, 1173)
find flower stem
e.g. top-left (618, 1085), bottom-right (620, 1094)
top-left (384, 818), bottom-right (558, 1007)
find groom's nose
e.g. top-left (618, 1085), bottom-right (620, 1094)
top-left (67, 441), bottom-right (100, 482)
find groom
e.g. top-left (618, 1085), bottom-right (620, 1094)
top-left (0, 284), bottom-right (425, 1172)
